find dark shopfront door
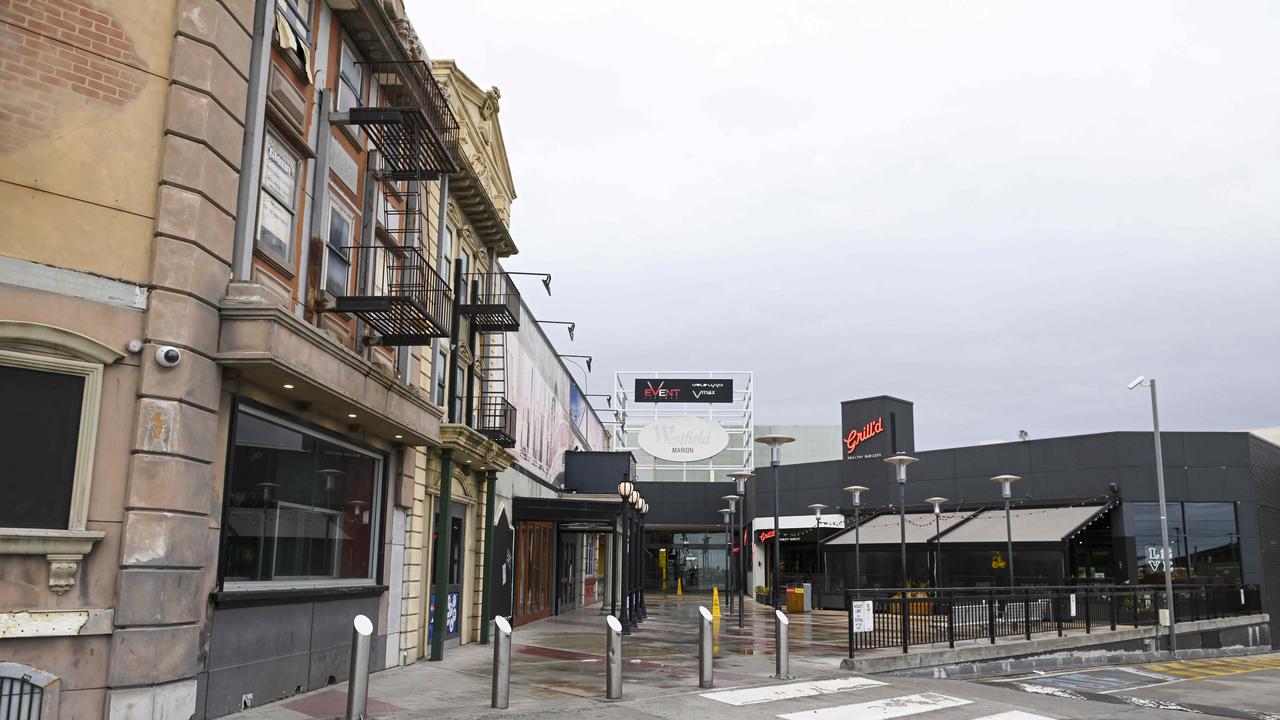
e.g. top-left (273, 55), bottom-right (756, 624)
top-left (557, 532), bottom-right (579, 613)
top-left (430, 504), bottom-right (466, 648)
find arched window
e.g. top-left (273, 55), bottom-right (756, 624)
top-left (0, 661), bottom-right (59, 719)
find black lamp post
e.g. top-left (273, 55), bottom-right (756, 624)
top-left (884, 455), bottom-right (919, 588)
top-left (844, 485), bottom-right (868, 597)
top-left (755, 435), bottom-right (796, 609)
top-left (721, 494), bottom-right (739, 613)
top-left (926, 496), bottom-right (948, 588)
top-left (807, 503), bottom-right (828, 577)
top-left (616, 480), bottom-right (633, 633)
top-left (992, 475), bottom-right (1020, 587)
top-left (727, 471), bottom-right (753, 628)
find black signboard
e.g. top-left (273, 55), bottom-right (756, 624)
top-left (633, 378), bottom-right (733, 403)
top-left (491, 506), bottom-right (514, 620)
top-left (840, 395), bottom-right (915, 460)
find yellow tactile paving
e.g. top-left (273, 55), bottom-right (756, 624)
top-left (1137, 655), bottom-right (1280, 681)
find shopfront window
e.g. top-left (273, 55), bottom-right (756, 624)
top-left (222, 407), bottom-right (382, 586)
top-left (1131, 501), bottom-right (1240, 584)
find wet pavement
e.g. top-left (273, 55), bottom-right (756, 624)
top-left (230, 594), bottom-right (1235, 720)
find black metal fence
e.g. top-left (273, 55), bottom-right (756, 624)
top-left (845, 583), bottom-right (1262, 657)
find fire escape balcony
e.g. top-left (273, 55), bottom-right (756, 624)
top-left (331, 245), bottom-right (452, 345)
top-left (459, 270), bottom-right (520, 332)
top-left (478, 396), bottom-right (517, 448)
top-left (347, 61), bottom-right (460, 180)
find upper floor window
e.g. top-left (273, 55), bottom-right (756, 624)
top-left (257, 130), bottom-right (301, 270)
top-left (325, 199), bottom-right (355, 296)
top-left (338, 38), bottom-right (364, 113)
top-left (277, 0), bottom-right (312, 42)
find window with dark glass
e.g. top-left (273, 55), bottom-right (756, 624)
top-left (1184, 502), bottom-right (1240, 582)
top-left (434, 349), bottom-right (447, 406)
top-left (0, 365), bottom-right (83, 529)
top-left (325, 201), bottom-right (353, 295)
top-left (222, 409), bottom-right (381, 584)
top-left (1131, 501), bottom-right (1241, 583)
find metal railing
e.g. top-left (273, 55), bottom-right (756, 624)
top-left (845, 583), bottom-right (1262, 656)
top-left (330, 245), bottom-right (452, 343)
top-left (477, 396), bottom-right (517, 448)
top-left (460, 270), bottom-right (520, 332)
top-left (355, 61), bottom-right (460, 178)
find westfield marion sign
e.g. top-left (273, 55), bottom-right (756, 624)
top-left (633, 378), bottom-right (733, 403)
top-left (637, 416), bottom-right (729, 462)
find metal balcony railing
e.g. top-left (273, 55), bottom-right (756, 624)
top-left (478, 396), bottom-right (517, 448)
top-left (331, 245), bottom-right (452, 344)
top-left (351, 61), bottom-right (460, 180)
top-left (459, 271), bottom-right (520, 332)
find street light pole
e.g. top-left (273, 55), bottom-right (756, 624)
top-left (722, 494), bottom-right (740, 613)
top-left (992, 475), bottom-right (1020, 587)
top-left (720, 507), bottom-right (733, 610)
top-left (728, 471), bottom-right (753, 629)
top-left (807, 503), bottom-right (827, 578)
top-left (884, 455), bottom-right (919, 589)
top-left (926, 497), bottom-right (947, 588)
top-left (1130, 375), bottom-right (1177, 653)
top-left (756, 435), bottom-right (796, 610)
top-left (844, 485), bottom-right (868, 598)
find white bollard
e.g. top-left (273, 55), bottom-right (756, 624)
top-left (346, 615), bottom-right (374, 720)
top-left (492, 616), bottom-right (512, 709)
top-left (698, 605), bottom-right (714, 689)
top-left (774, 609), bottom-right (790, 679)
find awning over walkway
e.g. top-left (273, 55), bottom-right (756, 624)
top-left (824, 510), bottom-right (979, 546)
top-left (513, 494), bottom-right (623, 532)
top-left (940, 504), bottom-right (1110, 544)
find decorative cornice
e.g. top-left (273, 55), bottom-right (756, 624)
top-left (440, 423), bottom-right (514, 471)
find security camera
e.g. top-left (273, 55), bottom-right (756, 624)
top-left (155, 345), bottom-right (183, 368)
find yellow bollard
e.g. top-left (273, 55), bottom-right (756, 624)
top-left (712, 587), bottom-right (722, 618)
top-left (677, 578), bottom-right (683, 596)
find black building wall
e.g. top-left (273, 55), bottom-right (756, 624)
top-left (1249, 435), bottom-right (1280, 646)
top-left (753, 432), bottom-right (1264, 587)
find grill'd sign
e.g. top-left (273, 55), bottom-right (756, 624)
top-left (637, 416), bottom-right (729, 462)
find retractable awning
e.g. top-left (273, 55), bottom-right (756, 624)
top-left (940, 505), bottom-right (1111, 544)
top-left (824, 510), bottom-right (980, 546)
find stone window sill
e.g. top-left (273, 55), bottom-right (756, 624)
top-left (0, 528), bottom-right (105, 595)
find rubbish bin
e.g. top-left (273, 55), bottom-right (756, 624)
top-left (786, 586), bottom-right (802, 613)
top-left (801, 583), bottom-right (813, 612)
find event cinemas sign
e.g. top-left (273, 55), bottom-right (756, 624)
top-left (634, 378), bottom-right (734, 403)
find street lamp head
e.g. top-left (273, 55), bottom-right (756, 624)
top-left (755, 435), bottom-right (795, 466)
top-left (807, 503), bottom-right (828, 517)
top-left (721, 494), bottom-right (738, 511)
top-left (728, 470), bottom-right (753, 494)
top-left (719, 508), bottom-right (733, 523)
top-left (884, 454), bottom-right (918, 483)
top-left (926, 496), bottom-right (948, 514)
top-left (617, 480), bottom-right (633, 498)
top-left (991, 474), bottom-right (1021, 498)
top-left (1127, 375), bottom-right (1146, 390)
top-left (629, 490), bottom-right (640, 506)
top-left (843, 485), bottom-right (869, 505)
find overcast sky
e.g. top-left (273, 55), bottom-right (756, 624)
top-left (408, 1), bottom-right (1280, 450)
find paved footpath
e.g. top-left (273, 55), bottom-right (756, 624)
top-left (231, 595), bottom-right (1235, 720)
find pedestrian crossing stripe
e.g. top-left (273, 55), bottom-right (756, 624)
top-left (777, 692), bottom-right (971, 720)
top-left (701, 677), bottom-right (887, 706)
top-left (969, 713), bottom-right (1058, 720)
top-left (1138, 655), bottom-right (1280, 680)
